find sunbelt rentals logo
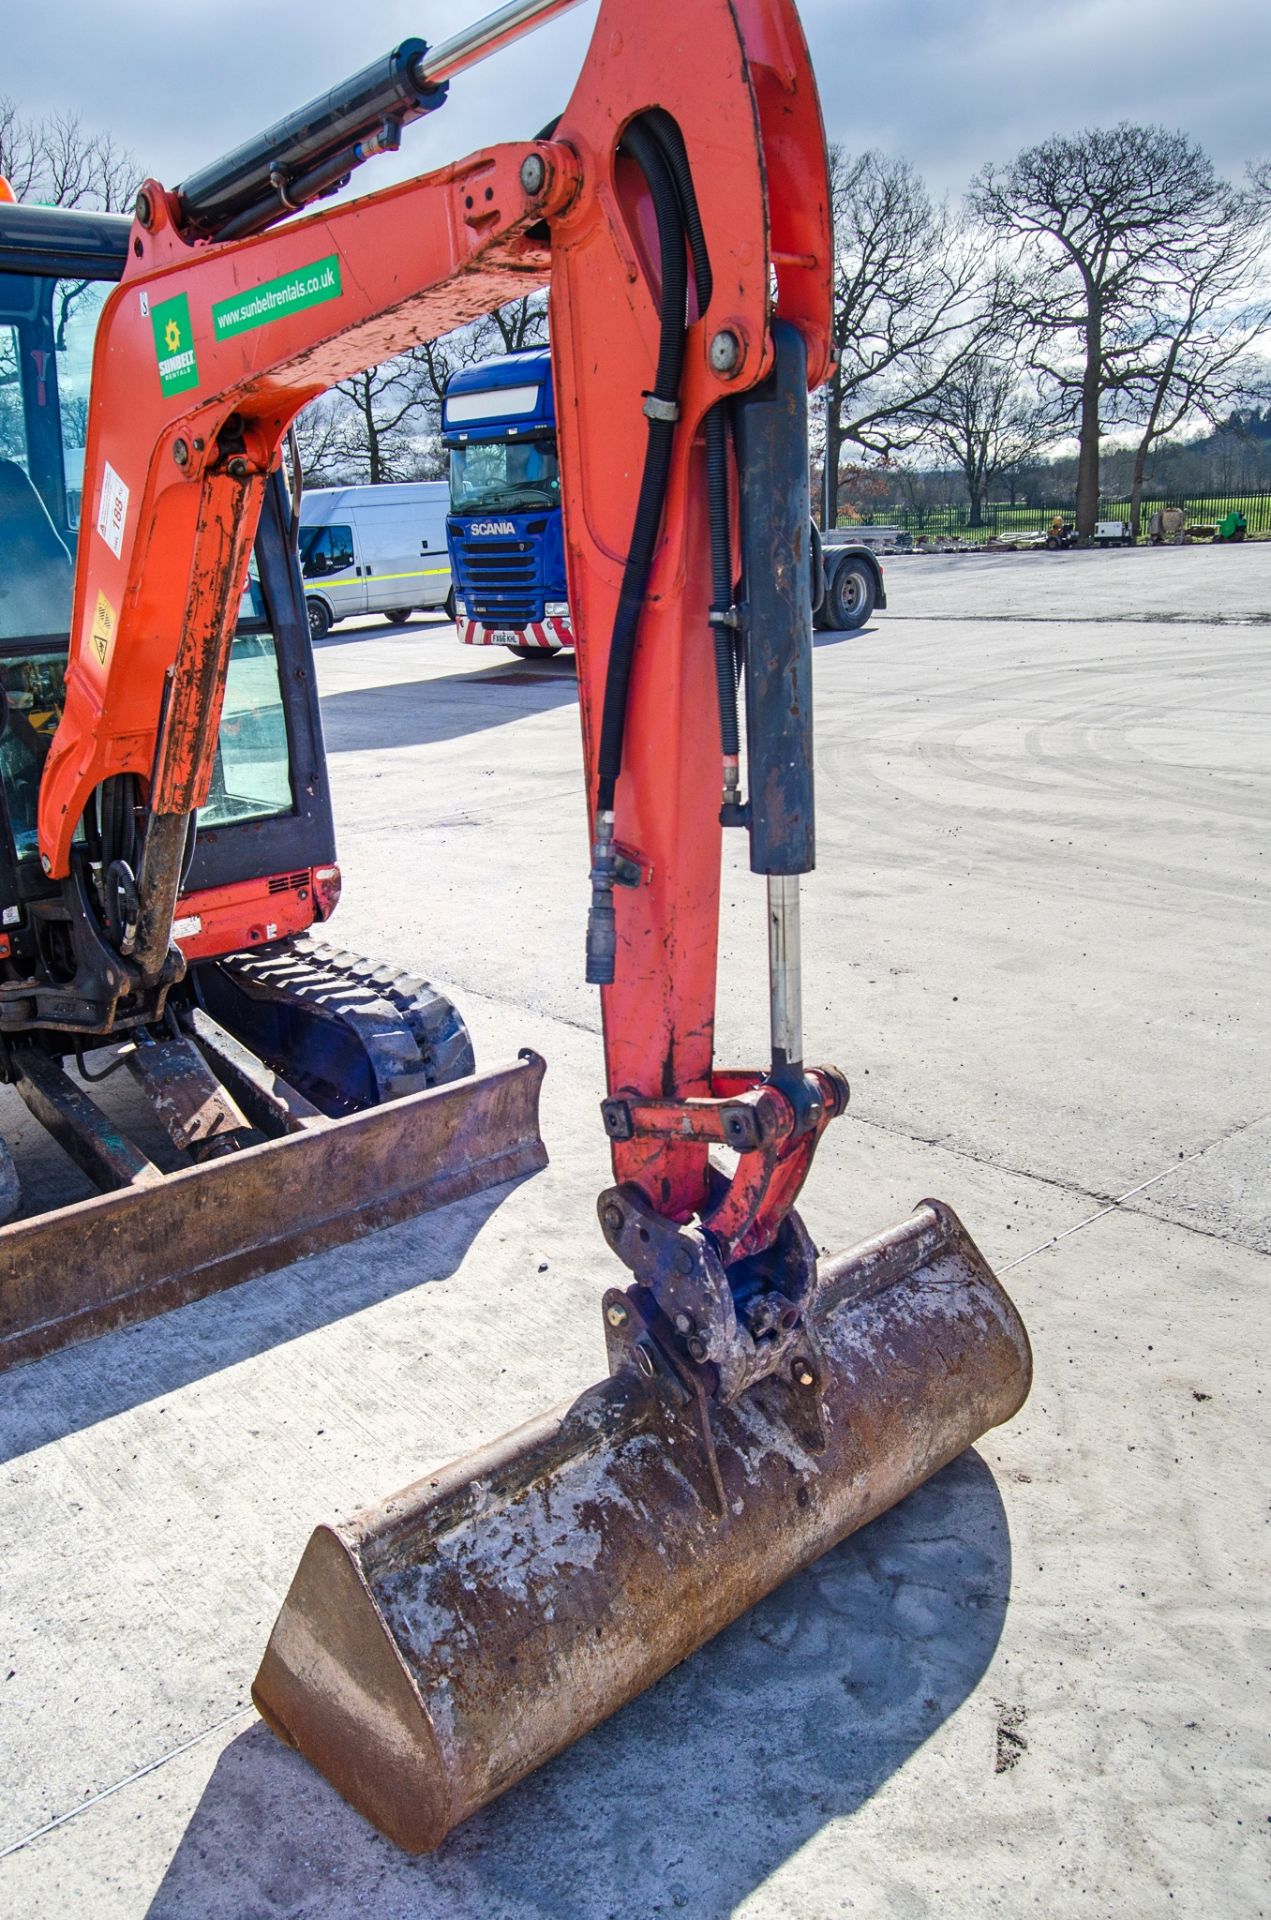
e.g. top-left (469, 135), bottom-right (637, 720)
top-left (212, 255), bottom-right (342, 339)
top-left (150, 292), bottom-right (199, 397)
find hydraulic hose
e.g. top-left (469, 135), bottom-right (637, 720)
top-left (641, 112), bottom-right (740, 784)
top-left (585, 117), bottom-right (691, 984)
top-left (593, 119), bottom-right (688, 816)
top-left (642, 110), bottom-right (712, 309)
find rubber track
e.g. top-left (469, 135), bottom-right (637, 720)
top-left (212, 934), bottom-right (475, 1105)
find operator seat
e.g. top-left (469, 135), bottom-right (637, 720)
top-left (0, 457), bottom-right (74, 643)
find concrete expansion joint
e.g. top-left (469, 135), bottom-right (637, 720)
top-left (848, 1108), bottom-right (1271, 1268)
top-left (0, 1702), bottom-right (256, 1862)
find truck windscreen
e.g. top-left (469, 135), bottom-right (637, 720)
top-left (449, 438), bottom-right (560, 514)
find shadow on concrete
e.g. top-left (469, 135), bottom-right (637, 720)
top-left (0, 1180), bottom-right (519, 1467)
top-left (145, 1449), bottom-right (1011, 1920)
top-left (319, 659), bottom-right (578, 755)
top-left (311, 613), bottom-right (453, 647)
top-left (813, 620), bottom-right (880, 648)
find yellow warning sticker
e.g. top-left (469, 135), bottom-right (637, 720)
top-left (90, 590), bottom-right (117, 669)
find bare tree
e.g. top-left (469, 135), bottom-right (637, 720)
top-left (915, 352), bottom-right (1052, 524)
top-left (1101, 196), bottom-right (1271, 534)
top-left (412, 292), bottom-right (548, 411)
top-left (322, 292), bottom-right (549, 486)
top-left (971, 124), bottom-right (1246, 539)
top-left (820, 147), bottom-right (992, 522)
top-left (285, 285), bottom-right (551, 490)
top-left (290, 396), bottom-right (358, 487)
top-left (0, 97), bottom-right (139, 456)
top-left (0, 97), bottom-right (137, 210)
top-left (0, 98), bottom-right (41, 201)
top-left (332, 359), bottom-right (436, 484)
top-left (489, 292), bottom-right (548, 356)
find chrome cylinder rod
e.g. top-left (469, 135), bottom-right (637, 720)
top-left (412, 0), bottom-right (585, 90)
top-left (766, 873), bottom-right (803, 1072)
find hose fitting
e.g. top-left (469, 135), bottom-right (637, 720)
top-left (585, 810), bottom-right (619, 985)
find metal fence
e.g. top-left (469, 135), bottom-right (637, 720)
top-left (836, 492), bottom-right (1271, 542)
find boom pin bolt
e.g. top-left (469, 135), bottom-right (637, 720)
top-left (792, 1360), bottom-right (816, 1390)
top-left (605, 1301), bottom-right (629, 1329)
top-left (709, 328), bottom-right (741, 374)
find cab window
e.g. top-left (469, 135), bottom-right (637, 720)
top-left (0, 267), bottom-right (296, 862)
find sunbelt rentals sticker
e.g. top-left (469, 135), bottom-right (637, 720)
top-left (150, 292), bottom-right (200, 397)
top-left (212, 255), bottom-right (342, 339)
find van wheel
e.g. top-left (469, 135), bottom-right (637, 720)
top-left (385, 609), bottom-right (413, 625)
top-left (307, 599), bottom-right (332, 639)
top-left (826, 558), bottom-right (876, 630)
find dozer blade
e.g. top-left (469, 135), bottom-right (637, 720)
top-left (0, 1051), bottom-right (546, 1373)
top-left (253, 1200), bottom-right (1031, 1852)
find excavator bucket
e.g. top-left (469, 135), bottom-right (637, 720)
top-left (253, 1200), bottom-right (1031, 1851)
top-left (0, 1050), bottom-right (546, 1372)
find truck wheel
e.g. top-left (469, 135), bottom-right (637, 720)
top-left (826, 558), bottom-right (876, 630)
top-left (444, 588), bottom-right (456, 622)
top-left (385, 609), bottom-right (414, 625)
top-left (307, 598), bottom-right (332, 639)
top-left (510, 643), bottom-right (561, 660)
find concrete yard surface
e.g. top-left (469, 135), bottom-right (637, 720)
top-left (1, 545), bottom-right (1267, 1918)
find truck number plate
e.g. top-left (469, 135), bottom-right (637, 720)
top-left (492, 630), bottom-right (522, 645)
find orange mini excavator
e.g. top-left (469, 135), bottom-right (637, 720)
top-left (3, 0), bottom-right (1031, 1850)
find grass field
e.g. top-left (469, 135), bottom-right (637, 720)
top-left (837, 493), bottom-right (1271, 542)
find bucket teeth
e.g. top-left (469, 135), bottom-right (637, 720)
top-left (253, 1200), bottom-right (1031, 1853)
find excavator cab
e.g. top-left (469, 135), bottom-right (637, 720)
top-left (0, 200), bottom-right (546, 1368)
top-left (0, 208), bottom-right (333, 953)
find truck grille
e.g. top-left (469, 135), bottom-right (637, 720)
top-left (457, 537), bottom-right (537, 626)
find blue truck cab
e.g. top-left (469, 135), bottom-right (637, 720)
top-left (442, 348), bottom-right (573, 656)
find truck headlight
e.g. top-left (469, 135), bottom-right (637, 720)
top-left (544, 602), bottom-right (569, 617)
top-left (454, 601), bottom-right (467, 619)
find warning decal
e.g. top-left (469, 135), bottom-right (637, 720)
top-left (96, 462), bottom-right (130, 558)
top-left (89, 590), bottom-right (117, 670)
top-left (150, 291), bottom-right (200, 397)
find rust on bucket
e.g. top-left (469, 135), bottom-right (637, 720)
top-left (253, 1200), bottom-right (1031, 1851)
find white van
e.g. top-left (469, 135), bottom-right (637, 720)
top-left (298, 483), bottom-right (454, 637)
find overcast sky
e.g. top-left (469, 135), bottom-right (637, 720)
top-left (6, 0), bottom-right (1270, 203)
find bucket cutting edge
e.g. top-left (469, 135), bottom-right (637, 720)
top-left (252, 1198), bottom-right (1031, 1852)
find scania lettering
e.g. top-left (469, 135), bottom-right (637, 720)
top-left (443, 348), bottom-right (572, 657)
